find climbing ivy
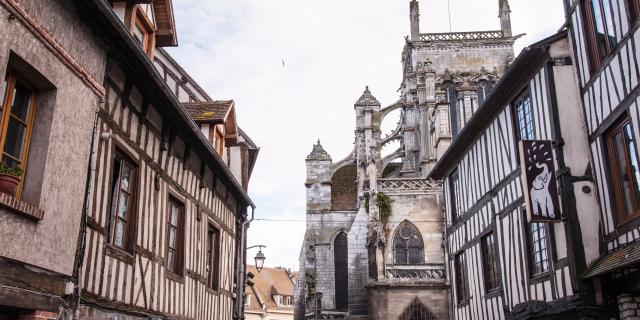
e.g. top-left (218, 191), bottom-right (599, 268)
top-left (376, 192), bottom-right (393, 224)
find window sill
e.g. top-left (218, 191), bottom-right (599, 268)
top-left (104, 243), bottom-right (134, 264)
top-left (457, 299), bottom-right (471, 307)
top-left (485, 288), bottom-right (502, 299)
top-left (0, 192), bottom-right (45, 220)
top-left (165, 270), bottom-right (185, 284)
top-left (529, 271), bottom-right (552, 284)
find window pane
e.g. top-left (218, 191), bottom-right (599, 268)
top-left (169, 227), bottom-right (176, 248)
top-left (601, 0), bottom-right (618, 48)
top-left (121, 163), bottom-right (132, 192)
top-left (171, 206), bottom-right (178, 226)
top-left (133, 23), bottom-right (145, 47)
top-left (3, 117), bottom-right (26, 162)
top-left (118, 193), bottom-right (129, 219)
top-left (167, 250), bottom-right (174, 271)
top-left (624, 124), bottom-right (640, 207)
top-left (614, 131), bottom-right (635, 215)
top-left (515, 92), bottom-right (534, 140)
top-left (114, 221), bottom-right (125, 247)
top-left (9, 83), bottom-right (32, 121)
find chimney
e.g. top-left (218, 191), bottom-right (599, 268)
top-left (499, 0), bottom-right (512, 37)
top-left (410, 0), bottom-right (420, 41)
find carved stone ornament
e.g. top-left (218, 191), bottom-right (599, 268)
top-left (306, 140), bottom-right (332, 161)
top-left (355, 86), bottom-right (381, 106)
top-left (367, 220), bottom-right (386, 247)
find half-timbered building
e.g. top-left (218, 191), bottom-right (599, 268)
top-left (74, 1), bottom-right (258, 319)
top-left (430, 32), bottom-right (609, 319)
top-left (564, 0), bottom-right (640, 317)
top-left (0, 0), bottom-right (258, 319)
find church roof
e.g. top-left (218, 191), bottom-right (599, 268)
top-left (355, 86), bottom-right (380, 106)
top-left (306, 140), bottom-right (331, 161)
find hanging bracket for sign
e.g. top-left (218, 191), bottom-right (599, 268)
top-left (518, 140), bottom-right (563, 223)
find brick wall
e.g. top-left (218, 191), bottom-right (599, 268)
top-left (619, 294), bottom-right (640, 320)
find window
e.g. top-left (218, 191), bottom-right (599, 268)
top-left (443, 82), bottom-right (459, 137)
top-left (455, 252), bottom-right (470, 303)
top-left (130, 6), bottom-right (155, 57)
top-left (606, 116), bottom-right (640, 225)
top-left (207, 223), bottom-right (220, 289)
top-left (513, 90), bottom-right (535, 141)
top-left (167, 197), bottom-right (185, 275)
top-left (393, 221), bottom-right (424, 265)
top-left (527, 222), bottom-right (550, 276)
top-left (481, 233), bottom-right (500, 291)
top-left (214, 127), bottom-right (225, 156)
top-left (0, 74), bottom-right (36, 198)
top-left (334, 232), bottom-right (348, 311)
top-left (581, 0), bottom-right (618, 70)
top-left (477, 81), bottom-right (493, 105)
top-left (108, 152), bottom-right (138, 251)
top-left (449, 170), bottom-right (461, 221)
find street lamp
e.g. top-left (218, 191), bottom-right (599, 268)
top-left (247, 245), bottom-right (267, 273)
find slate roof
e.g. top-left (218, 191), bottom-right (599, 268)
top-left (583, 241), bottom-right (640, 279)
top-left (182, 100), bottom-right (234, 123)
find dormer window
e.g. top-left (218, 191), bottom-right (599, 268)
top-left (130, 5), bottom-right (156, 57)
top-left (215, 127), bottom-right (225, 156)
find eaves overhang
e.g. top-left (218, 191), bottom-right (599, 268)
top-left (76, 0), bottom-right (255, 209)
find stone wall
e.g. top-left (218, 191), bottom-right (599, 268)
top-left (619, 294), bottom-right (640, 320)
top-left (368, 285), bottom-right (450, 320)
top-left (347, 207), bottom-right (370, 315)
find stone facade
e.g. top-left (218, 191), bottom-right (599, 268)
top-left (619, 294), bottom-right (640, 320)
top-left (295, 0), bottom-right (516, 319)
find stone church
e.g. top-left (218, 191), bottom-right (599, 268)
top-left (294, 0), bottom-right (518, 318)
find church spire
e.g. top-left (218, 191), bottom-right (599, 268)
top-left (499, 0), bottom-right (512, 37)
top-left (410, 0), bottom-right (420, 41)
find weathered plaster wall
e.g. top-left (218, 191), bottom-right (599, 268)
top-left (0, 0), bottom-right (105, 276)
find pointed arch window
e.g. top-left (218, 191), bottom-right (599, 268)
top-left (334, 232), bottom-right (348, 311)
top-left (393, 221), bottom-right (424, 265)
top-left (399, 298), bottom-right (436, 320)
top-left (442, 81), bottom-right (459, 137)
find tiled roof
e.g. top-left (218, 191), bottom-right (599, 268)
top-left (245, 265), bottom-right (295, 311)
top-left (583, 241), bottom-right (640, 279)
top-left (182, 100), bottom-right (233, 123)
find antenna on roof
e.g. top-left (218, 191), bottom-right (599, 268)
top-left (448, 0), bottom-right (452, 32)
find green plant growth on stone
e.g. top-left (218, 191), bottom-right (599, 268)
top-left (376, 192), bottom-right (393, 223)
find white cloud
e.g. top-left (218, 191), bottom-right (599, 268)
top-left (166, 0), bottom-right (565, 270)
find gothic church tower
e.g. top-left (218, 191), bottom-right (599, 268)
top-left (295, 1), bottom-right (517, 319)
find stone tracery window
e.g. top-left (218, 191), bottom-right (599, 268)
top-left (393, 221), bottom-right (424, 265)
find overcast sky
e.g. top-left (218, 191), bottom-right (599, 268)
top-left (166, 0), bottom-right (565, 269)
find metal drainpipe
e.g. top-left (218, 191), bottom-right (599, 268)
top-left (74, 110), bottom-right (99, 317)
top-left (235, 205), bottom-right (255, 319)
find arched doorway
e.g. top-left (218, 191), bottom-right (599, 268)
top-left (399, 298), bottom-right (436, 320)
top-left (334, 232), bottom-right (348, 311)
